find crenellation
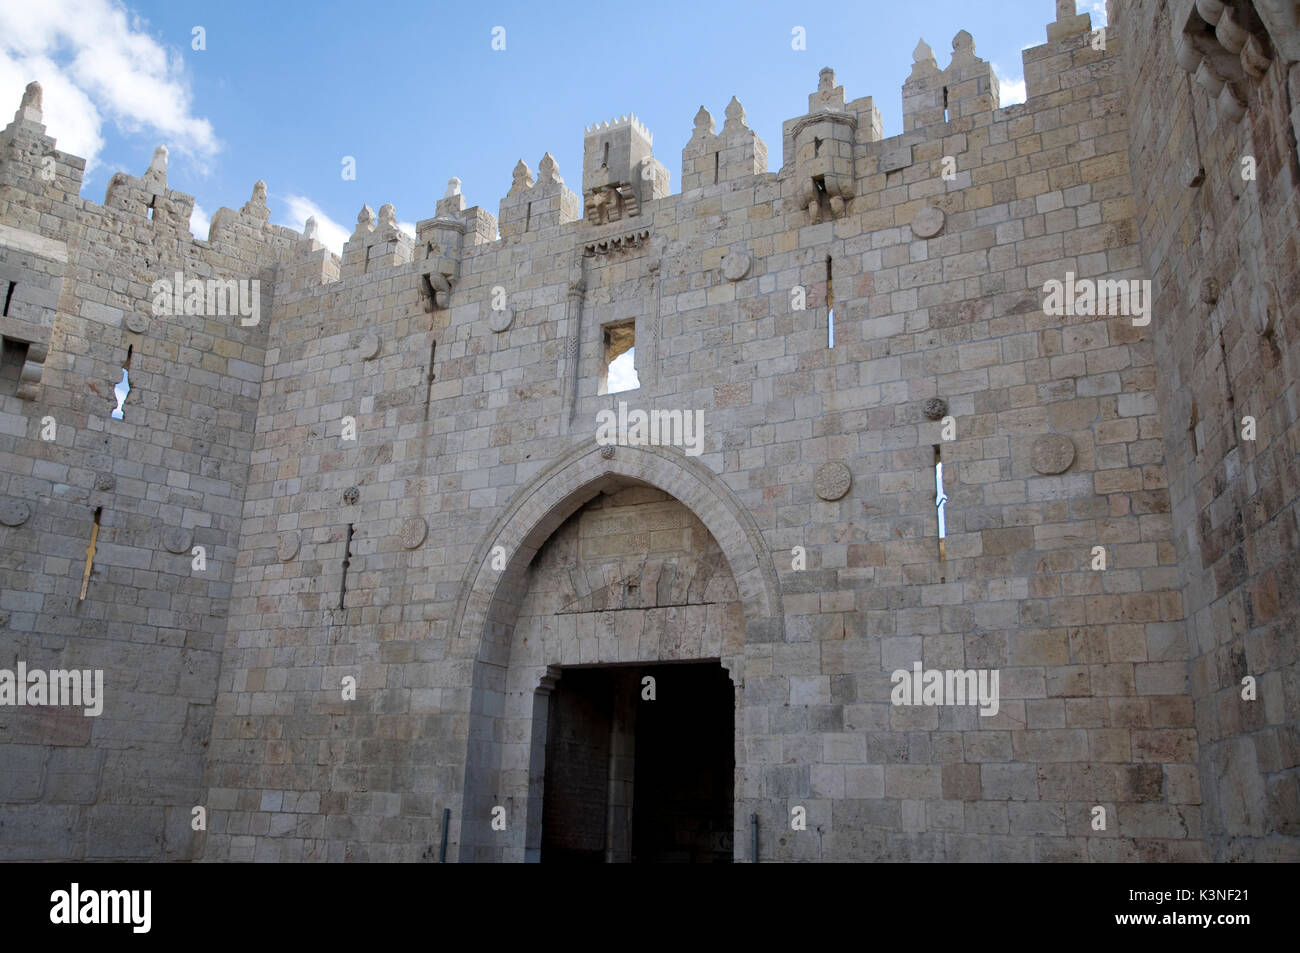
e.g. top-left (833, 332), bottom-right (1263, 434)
top-left (499, 153), bottom-right (580, 241)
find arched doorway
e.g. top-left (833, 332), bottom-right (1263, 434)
top-left (450, 443), bottom-right (784, 861)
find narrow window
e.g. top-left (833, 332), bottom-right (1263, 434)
top-left (147, 195), bottom-right (156, 221)
top-left (525, 201), bottom-right (532, 233)
top-left (826, 256), bottom-right (835, 348)
top-left (942, 86), bottom-right (949, 123)
top-left (112, 345), bottom-right (132, 420)
top-left (602, 142), bottom-right (610, 168)
top-left (424, 338), bottom-right (438, 420)
top-left (600, 322), bottom-right (638, 395)
top-left (935, 445), bottom-right (947, 561)
top-left (1189, 401), bottom-right (1199, 456)
top-left (713, 151), bottom-right (719, 185)
top-left (3, 281), bottom-right (15, 316)
top-left (339, 523), bottom-right (354, 610)
top-left (80, 507), bottom-right (102, 601)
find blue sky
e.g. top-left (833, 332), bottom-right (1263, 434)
top-left (1, 1), bottom-right (1105, 255)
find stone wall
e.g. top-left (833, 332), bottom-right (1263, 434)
top-left (1115, 0), bottom-right (1300, 861)
top-left (0, 87), bottom-right (296, 859)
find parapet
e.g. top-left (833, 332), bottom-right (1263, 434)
top-left (499, 153), bottom-right (581, 240)
top-left (902, 32), bottom-right (1000, 132)
top-left (681, 97), bottom-right (768, 192)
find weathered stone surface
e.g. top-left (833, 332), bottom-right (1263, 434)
top-left (276, 532), bottom-right (300, 561)
top-left (722, 251), bottom-right (751, 281)
top-left (814, 462), bottom-right (852, 501)
top-left (1031, 434), bottom-right (1075, 475)
top-left (0, 499), bottom-right (30, 526)
top-left (162, 527), bottom-right (191, 554)
top-left (398, 516), bottom-right (427, 549)
top-left (911, 205), bottom-right (945, 239)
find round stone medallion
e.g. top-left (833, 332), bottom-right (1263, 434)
top-left (276, 531), bottom-right (300, 562)
top-left (358, 333), bottom-right (381, 361)
top-left (343, 486), bottom-right (360, 505)
top-left (923, 397), bottom-right (948, 421)
top-left (162, 526), bottom-right (192, 554)
top-left (488, 308), bottom-right (514, 333)
top-left (722, 252), bottom-right (752, 282)
top-left (600, 445), bottom-right (615, 459)
top-left (125, 312), bottom-right (150, 334)
top-left (1031, 434), bottom-right (1075, 475)
top-left (0, 499), bottom-right (31, 527)
top-left (398, 516), bottom-right (427, 550)
top-left (911, 205), bottom-right (946, 239)
top-left (814, 462), bottom-right (852, 501)
top-left (94, 472), bottom-right (116, 492)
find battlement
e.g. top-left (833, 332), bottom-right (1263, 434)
top-left (584, 114), bottom-right (653, 143)
top-left (0, 2), bottom-right (1103, 299)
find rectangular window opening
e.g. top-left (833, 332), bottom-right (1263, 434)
top-left (599, 322), bottom-right (638, 395)
top-left (713, 151), bottom-right (720, 185)
top-left (525, 201), bottom-right (532, 233)
top-left (942, 86), bottom-right (949, 123)
top-left (147, 196), bottom-right (156, 221)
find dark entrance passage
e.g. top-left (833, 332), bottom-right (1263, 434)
top-left (540, 661), bottom-right (733, 863)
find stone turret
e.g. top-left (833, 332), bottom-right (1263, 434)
top-left (581, 115), bottom-right (669, 224)
top-left (781, 68), bottom-right (881, 223)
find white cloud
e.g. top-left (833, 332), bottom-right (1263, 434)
top-left (0, 0), bottom-right (217, 175)
top-left (0, 55), bottom-right (103, 170)
top-left (189, 202), bottom-right (210, 241)
top-left (280, 194), bottom-right (350, 256)
top-left (398, 220), bottom-right (417, 240)
top-left (995, 65), bottom-right (1027, 107)
top-left (1088, 2), bottom-right (1108, 27)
